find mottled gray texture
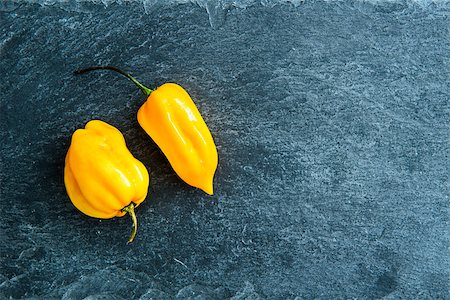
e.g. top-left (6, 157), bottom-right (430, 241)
top-left (0, 1), bottom-right (448, 299)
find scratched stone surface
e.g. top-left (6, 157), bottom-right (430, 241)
top-left (0, 0), bottom-right (448, 299)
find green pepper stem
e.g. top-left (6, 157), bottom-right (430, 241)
top-left (74, 65), bottom-right (153, 97)
top-left (122, 202), bottom-right (138, 244)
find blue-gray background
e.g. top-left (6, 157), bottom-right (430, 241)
top-left (0, 0), bottom-right (448, 299)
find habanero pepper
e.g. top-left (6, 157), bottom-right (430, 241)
top-left (74, 66), bottom-right (218, 195)
top-left (64, 120), bottom-right (149, 243)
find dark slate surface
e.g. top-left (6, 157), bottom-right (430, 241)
top-left (0, 0), bottom-right (448, 299)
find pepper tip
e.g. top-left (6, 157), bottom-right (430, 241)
top-left (201, 182), bottom-right (214, 195)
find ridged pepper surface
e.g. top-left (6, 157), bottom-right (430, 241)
top-left (137, 83), bottom-right (217, 195)
top-left (64, 120), bottom-right (149, 242)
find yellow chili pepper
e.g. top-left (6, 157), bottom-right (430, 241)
top-left (64, 120), bottom-right (149, 243)
top-left (74, 66), bottom-right (218, 195)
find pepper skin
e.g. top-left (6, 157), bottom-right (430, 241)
top-left (137, 83), bottom-right (218, 195)
top-left (64, 120), bottom-right (149, 243)
top-left (74, 66), bottom-right (218, 195)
